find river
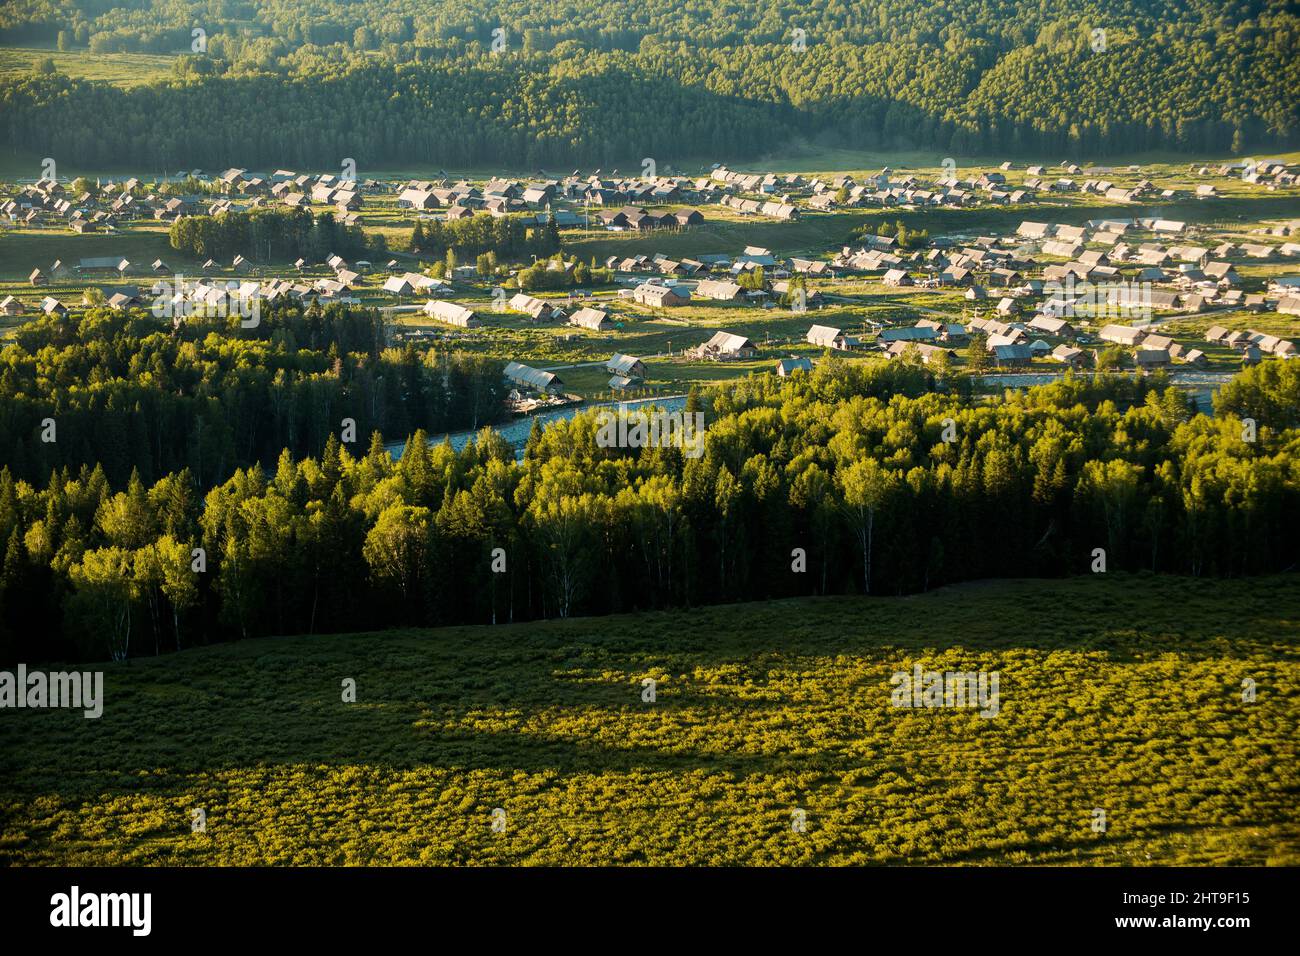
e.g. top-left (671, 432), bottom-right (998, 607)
top-left (981, 369), bottom-right (1236, 412)
top-left (386, 395), bottom-right (688, 461)
top-left (389, 368), bottom-right (1234, 461)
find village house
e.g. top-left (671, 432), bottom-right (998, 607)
top-left (395, 187), bottom-right (436, 209)
top-left (776, 357), bottom-right (814, 376)
top-left (1139, 333), bottom-right (1174, 351)
top-left (693, 331), bottom-right (758, 361)
top-left (770, 281), bottom-right (824, 309)
top-left (521, 185), bottom-right (554, 208)
top-left (992, 343), bottom-right (1033, 367)
top-left (915, 318), bottom-right (966, 343)
top-left (508, 293), bottom-right (555, 321)
top-left (986, 331), bottom-right (1028, 350)
top-left (1042, 239), bottom-right (1084, 258)
top-left (879, 326), bottom-right (939, 344)
top-left (887, 341), bottom-right (951, 365)
top-left (569, 307), bottom-right (613, 331)
top-left (994, 297), bottom-right (1022, 317)
top-left (334, 190), bottom-right (361, 211)
top-left (806, 324), bottom-right (862, 351)
top-left (1028, 315), bottom-right (1074, 338)
top-left (694, 279), bottom-right (746, 302)
top-left (1248, 330), bottom-right (1297, 356)
top-left (1017, 221), bottom-right (1053, 240)
top-left (1146, 290), bottom-right (1181, 311)
top-left (504, 361), bottom-right (562, 394)
top-left (424, 300), bottom-right (480, 327)
top-left (633, 283), bottom-right (691, 307)
top-left (1136, 348), bottom-right (1172, 370)
top-left (382, 276), bottom-right (415, 297)
top-left (1051, 344), bottom-right (1088, 367)
top-left (1099, 324), bottom-right (1146, 347)
top-left (78, 256), bottom-right (131, 276)
top-left (606, 353), bottom-right (647, 386)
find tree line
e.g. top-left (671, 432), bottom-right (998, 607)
top-left (3, 352), bottom-right (1296, 664)
top-left (0, 304), bottom-right (508, 490)
top-left (411, 213), bottom-right (559, 261)
top-left (168, 207), bottom-right (383, 263)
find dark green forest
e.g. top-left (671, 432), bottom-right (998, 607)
top-left (410, 213), bottom-right (561, 261)
top-left (2, 305), bottom-right (1297, 664)
top-left (0, 306), bottom-right (509, 490)
top-left (1, 1), bottom-right (1296, 167)
top-left (167, 207), bottom-right (381, 262)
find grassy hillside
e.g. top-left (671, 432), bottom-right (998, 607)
top-left (2, 573), bottom-right (1298, 866)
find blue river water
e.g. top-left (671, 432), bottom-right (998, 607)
top-left (982, 369), bottom-right (1236, 412)
top-left (386, 395), bottom-right (688, 461)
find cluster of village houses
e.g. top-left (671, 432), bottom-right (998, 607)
top-left (5, 158), bottom-right (1299, 400)
top-left (5, 153), bottom-right (1297, 238)
top-left (2, 168), bottom-right (375, 233)
top-left (559, 213), bottom-right (1300, 366)
top-left (502, 352), bottom-right (650, 398)
top-left (16, 249), bottom-right (447, 319)
top-left (2, 165), bottom-right (722, 236)
top-left (11, 201), bottom-right (1300, 393)
top-left (14, 193), bottom-right (1300, 356)
top-left (485, 202), bottom-right (1300, 395)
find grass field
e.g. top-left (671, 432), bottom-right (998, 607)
top-left (0, 227), bottom-right (184, 281)
top-left (0, 47), bottom-right (178, 89)
top-left (2, 573), bottom-right (1297, 866)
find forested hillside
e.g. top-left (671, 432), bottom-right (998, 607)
top-left (0, 1), bottom-right (1296, 167)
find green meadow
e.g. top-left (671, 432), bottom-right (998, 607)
top-left (2, 573), bottom-right (1297, 866)
top-left (0, 47), bottom-right (178, 89)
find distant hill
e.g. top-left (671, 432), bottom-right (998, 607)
top-left (2, 573), bottom-right (1297, 865)
top-left (0, 1), bottom-right (1296, 167)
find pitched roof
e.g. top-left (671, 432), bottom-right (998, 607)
top-left (703, 331), bottom-right (755, 352)
top-left (504, 361), bottom-right (561, 390)
top-left (606, 353), bottom-right (643, 376)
